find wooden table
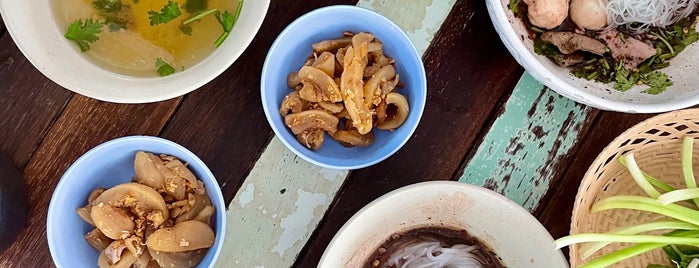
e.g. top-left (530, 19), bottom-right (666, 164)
top-left (0, 0), bottom-right (664, 267)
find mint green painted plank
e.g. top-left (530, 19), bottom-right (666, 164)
top-left (458, 72), bottom-right (594, 211)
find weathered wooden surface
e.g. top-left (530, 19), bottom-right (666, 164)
top-left (295, 0), bottom-right (526, 265)
top-left (535, 112), bottom-right (654, 239)
top-left (219, 139), bottom-right (347, 267)
top-left (357, 0), bottom-right (456, 56)
top-left (0, 95), bottom-right (180, 267)
top-left (0, 0), bottom-right (678, 266)
top-left (0, 15), bottom-right (5, 36)
top-left (458, 73), bottom-right (596, 211)
top-left (216, 0), bottom-right (456, 267)
top-left (0, 34), bottom-right (72, 169)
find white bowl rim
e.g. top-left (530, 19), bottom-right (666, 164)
top-left (318, 180), bottom-right (569, 267)
top-left (46, 135), bottom-right (226, 268)
top-left (260, 5), bottom-right (427, 170)
top-left (0, 0), bottom-right (270, 104)
top-left (486, 0), bottom-right (699, 113)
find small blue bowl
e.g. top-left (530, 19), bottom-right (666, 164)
top-left (47, 136), bottom-right (226, 267)
top-left (261, 5), bottom-right (427, 170)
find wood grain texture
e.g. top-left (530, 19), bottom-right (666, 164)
top-left (158, 0), bottom-right (356, 206)
top-left (535, 111), bottom-right (655, 241)
top-left (295, 0), bottom-right (524, 265)
top-left (216, 0), bottom-right (454, 266)
top-left (0, 34), bottom-right (72, 169)
top-left (0, 95), bottom-right (180, 267)
top-left (458, 73), bottom-right (596, 211)
top-left (0, 13), bottom-right (5, 37)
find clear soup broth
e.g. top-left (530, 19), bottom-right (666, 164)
top-left (54, 0), bottom-right (239, 77)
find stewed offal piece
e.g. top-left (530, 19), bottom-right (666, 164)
top-left (77, 151), bottom-right (216, 268)
top-left (280, 31), bottom-right (410, 150)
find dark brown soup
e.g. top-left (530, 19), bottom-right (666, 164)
top-left (365, 227), bottom-right (505, 268)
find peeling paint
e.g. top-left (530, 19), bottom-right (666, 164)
top-left (238, 183), bottom-right (255, 208)
top-left (271, 189), bottom-right (328, 257)
top-left (358, 0), bottom-right (456, 55)
top-left (258, 205), bottom-right (268, 215)
top-left (318, 168), bottom-right (345, 182)
top-left (458, 73), bottom-right (593, 211)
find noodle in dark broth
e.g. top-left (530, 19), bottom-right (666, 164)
top-left (365, 227), bottom-right (505, 268)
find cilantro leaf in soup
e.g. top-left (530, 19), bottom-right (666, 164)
top-left (213, 0), bottom-right (243, 47)
top-left (156, 58), bottom-right (176, 77)
top-left (185, 0), bottom-right (208, 14)
top-left (179, 24), bottom-right (193, 35)
top-left (148, 1), bottom-right (182, 25)
top-left (65, 19), bottom-right (104, 52)
top-left (216, 10), bottom-right (235, 32)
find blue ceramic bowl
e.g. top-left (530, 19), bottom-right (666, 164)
top-left (47, 136), bottom-right (226, 267)
top-left (261, 5), bottom-right (427, 170)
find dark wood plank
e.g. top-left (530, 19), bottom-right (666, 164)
top-left (0, 34), bottom-right (72, 169)
top-left (160, 0), bottom-right (357, 205)
top-left (534, 111), bottom-right (655, 242)
top-left (294, 0), bottom-right (524, 265)
top-left (0, 13), bottom-right (5, 37)
top-left (0, 95), bottom-right (181, 267)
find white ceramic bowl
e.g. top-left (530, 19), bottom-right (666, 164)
top-left (319, 181), bottom-right (568, 267)
top-left (0, 0), bottom-right (269, 103)
top-left (487, 0), bottom-right (699, 113)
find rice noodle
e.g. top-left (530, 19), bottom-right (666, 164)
top-left (606, 0), bottom-right (699, 33)
top-left (385, 241), bottom-right (485, 268)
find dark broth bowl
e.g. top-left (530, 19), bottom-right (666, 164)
top-left (260, 5), bottom-right (427, 170)
top-left (319, 181), bottom-right (569, 267)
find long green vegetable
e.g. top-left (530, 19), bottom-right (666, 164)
top-left (555, 137), bottom-right (699, 267)
top-left (625, 153), bottom-right (661, 198)
top-left (579, 220), bottom-right (699, 259)
top-left (683, 137), bottom-right (699, 206)
top-left (619, 156), bottom-right (676, 193)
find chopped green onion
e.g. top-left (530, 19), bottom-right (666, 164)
top-left (653, 33), bottom-right (676, 55)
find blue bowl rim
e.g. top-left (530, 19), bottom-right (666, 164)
top-left (260, 5), bottom-right (427, 170)
top-left (46, 135), bottom-right (226, 267)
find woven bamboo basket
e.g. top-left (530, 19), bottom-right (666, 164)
top-left (570, 108), bottom-right (699, 267)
